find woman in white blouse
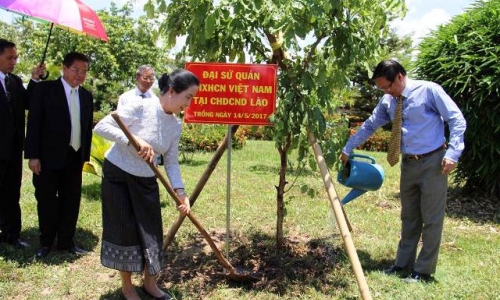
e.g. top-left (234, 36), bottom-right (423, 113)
top-left (94, 69), bottom-right (199, 300)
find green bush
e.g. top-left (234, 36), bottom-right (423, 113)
top-left (180, 123), bottom-right (246, 160)
top-left (346, 114), bottom-right (391, 153)
top-left (238, 125), bottom-right (273, 140)
top-left (349, 126), bottom-right (390, 152)
top-left (415, 0), bottom-right (500, 197)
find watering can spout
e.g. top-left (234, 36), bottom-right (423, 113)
top-left (341, 189), bottom-right (367, 205)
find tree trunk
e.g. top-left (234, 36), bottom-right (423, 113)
top-left (275, 134), bottom-right (291, 250)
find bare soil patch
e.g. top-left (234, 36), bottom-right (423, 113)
top-left (160, 229), bottom-right (344, 298)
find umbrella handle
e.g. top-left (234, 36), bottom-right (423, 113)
top-left (39, 23), bottom-right (54, 80)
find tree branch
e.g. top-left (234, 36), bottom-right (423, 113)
top-left (265, 31), bottom-right (288, 70)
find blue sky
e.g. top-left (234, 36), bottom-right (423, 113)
top-left (2, 0), bottom-right (477, 47)
top-left (392, 0), bottom-right (476, 46)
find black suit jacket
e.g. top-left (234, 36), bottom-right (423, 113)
top-left (0, 74), bottom-right (36, 160)
top-left (24, 78), bottom-right (93, 170)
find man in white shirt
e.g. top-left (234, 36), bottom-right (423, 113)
top-left (117, 65), bottom-right (164, 165)
top-left (117, 65), bottom-right (158, 109)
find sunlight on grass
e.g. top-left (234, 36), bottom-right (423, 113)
top-left (0, 140), bottom-right (498, 300)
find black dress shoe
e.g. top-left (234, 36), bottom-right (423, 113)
top-left (404, 271), bottom-right (432, 283)
top-left (66, 246), bottom-right (89, 256)
top-left (36, 247), bottom-right (51, 258)
top-left (142, 287), bottom-right (172, 300)
top-left (383, 265), bottom-right (403, 275)
top-left (8, 239), bottom-right (30, 249)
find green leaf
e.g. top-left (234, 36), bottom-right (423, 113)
top-left (205, 14), bottom-right (216, 39)
top-left (82, 162), bottom-right (98, 176)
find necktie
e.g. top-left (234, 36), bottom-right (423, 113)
top-left (387, 95), bottom-right (403, 166)
top-left (4, 74), bottom-right (11, 102)
top-left (140, 93), bottom-right (146, 98)
top-left (70, 88), bottom-right (81, 151)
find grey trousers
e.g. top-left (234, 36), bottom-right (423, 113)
top-left (394, 149), bottom-right (447, 274)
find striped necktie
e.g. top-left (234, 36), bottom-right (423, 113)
top-left (70, 88), bottom-right (81, 151)
top-left (387, 95), bottom-right (403, 166)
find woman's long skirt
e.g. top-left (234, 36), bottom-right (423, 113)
top-left (100, 159), bottom-right (163, 275)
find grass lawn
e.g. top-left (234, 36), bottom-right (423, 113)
top-left (0, 140), bottom-right (499, 300)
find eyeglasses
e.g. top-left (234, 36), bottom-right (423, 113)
top-left (69, 67), bottom-right (88, 75)
top-left (378, 81), bottom-right (394, 91)
top-left (140, 76), bottom-right (155, 82)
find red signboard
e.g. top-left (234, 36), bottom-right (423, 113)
top-left (184, 62), bottom-right (278, 125)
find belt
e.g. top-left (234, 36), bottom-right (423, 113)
top-left (403, 145), bottom-right (446, 160)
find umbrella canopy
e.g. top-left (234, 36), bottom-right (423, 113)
top-left (0, 0), bottom-right (108, 76)
top-left (0, 0), bottom-right (108, 42)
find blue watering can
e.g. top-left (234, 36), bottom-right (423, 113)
top-left (337, 154), bottom-right (385, 204)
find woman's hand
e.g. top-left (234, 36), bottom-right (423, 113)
top-left (135, 137), bottom-right (155, 163)
top-left (176, 194), bottom-right (191, 215)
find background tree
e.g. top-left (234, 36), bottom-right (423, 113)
top-left (415, 0), bottom-right (500, 198)
top-left (145, 0), bottom-right (406, 248)
top-left (0, 18), bottom-right (41, 78)
top-left (349, 30), bottom-right (414, 118)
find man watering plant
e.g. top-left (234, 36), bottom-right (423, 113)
top-left (339, 59), bottom-right (466, 283)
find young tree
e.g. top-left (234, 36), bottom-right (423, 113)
top-left (145, 0), bottom-right (405, 248)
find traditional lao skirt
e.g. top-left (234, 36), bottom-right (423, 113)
top-left (100, 159), bottom-right (163, 275)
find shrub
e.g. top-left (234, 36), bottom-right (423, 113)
top-left (180, 123), bottom-right (246, 160)
top-left (351, 128), bottom-right (391, 152)
top-left (92, 102), bottom-right (113, 127)
top-left (415, 0), bottom-right (500, 197)
top-left (238, 125), bottom-right (273, 140)
top-left (351, 127), bottom-right (391, 152)
top-left (345, 113), bottom-right (391, 152)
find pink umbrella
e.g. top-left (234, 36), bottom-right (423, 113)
top-left (0, 0), bottom-right (108, 77)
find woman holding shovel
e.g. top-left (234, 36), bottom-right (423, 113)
top-left (94, 69), bottom-right (200, 300)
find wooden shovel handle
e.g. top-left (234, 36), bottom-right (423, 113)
top-left (163, 125), bottom-right (239, 249)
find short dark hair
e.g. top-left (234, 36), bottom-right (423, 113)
top-left (62, 52), bottom-right (90, 68)
top-left (0, 39), bottom-right (16, 55)
top-left (158, 69), bottom-right (200, 95)
top-left (372, 59), bottom-right (407, 82)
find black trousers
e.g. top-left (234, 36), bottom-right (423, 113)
top-left (0, 139), bottom-right (23, 243)
top-left (33, 147), bottom-right (83, 249)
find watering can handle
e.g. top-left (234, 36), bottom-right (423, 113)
top-left (349, 154), bottom-right (376, 164)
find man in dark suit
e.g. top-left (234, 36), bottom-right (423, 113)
top-left (0, 39), bottom-right (45, 249)
top-left (25, 52), bottom-right (93, 258)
